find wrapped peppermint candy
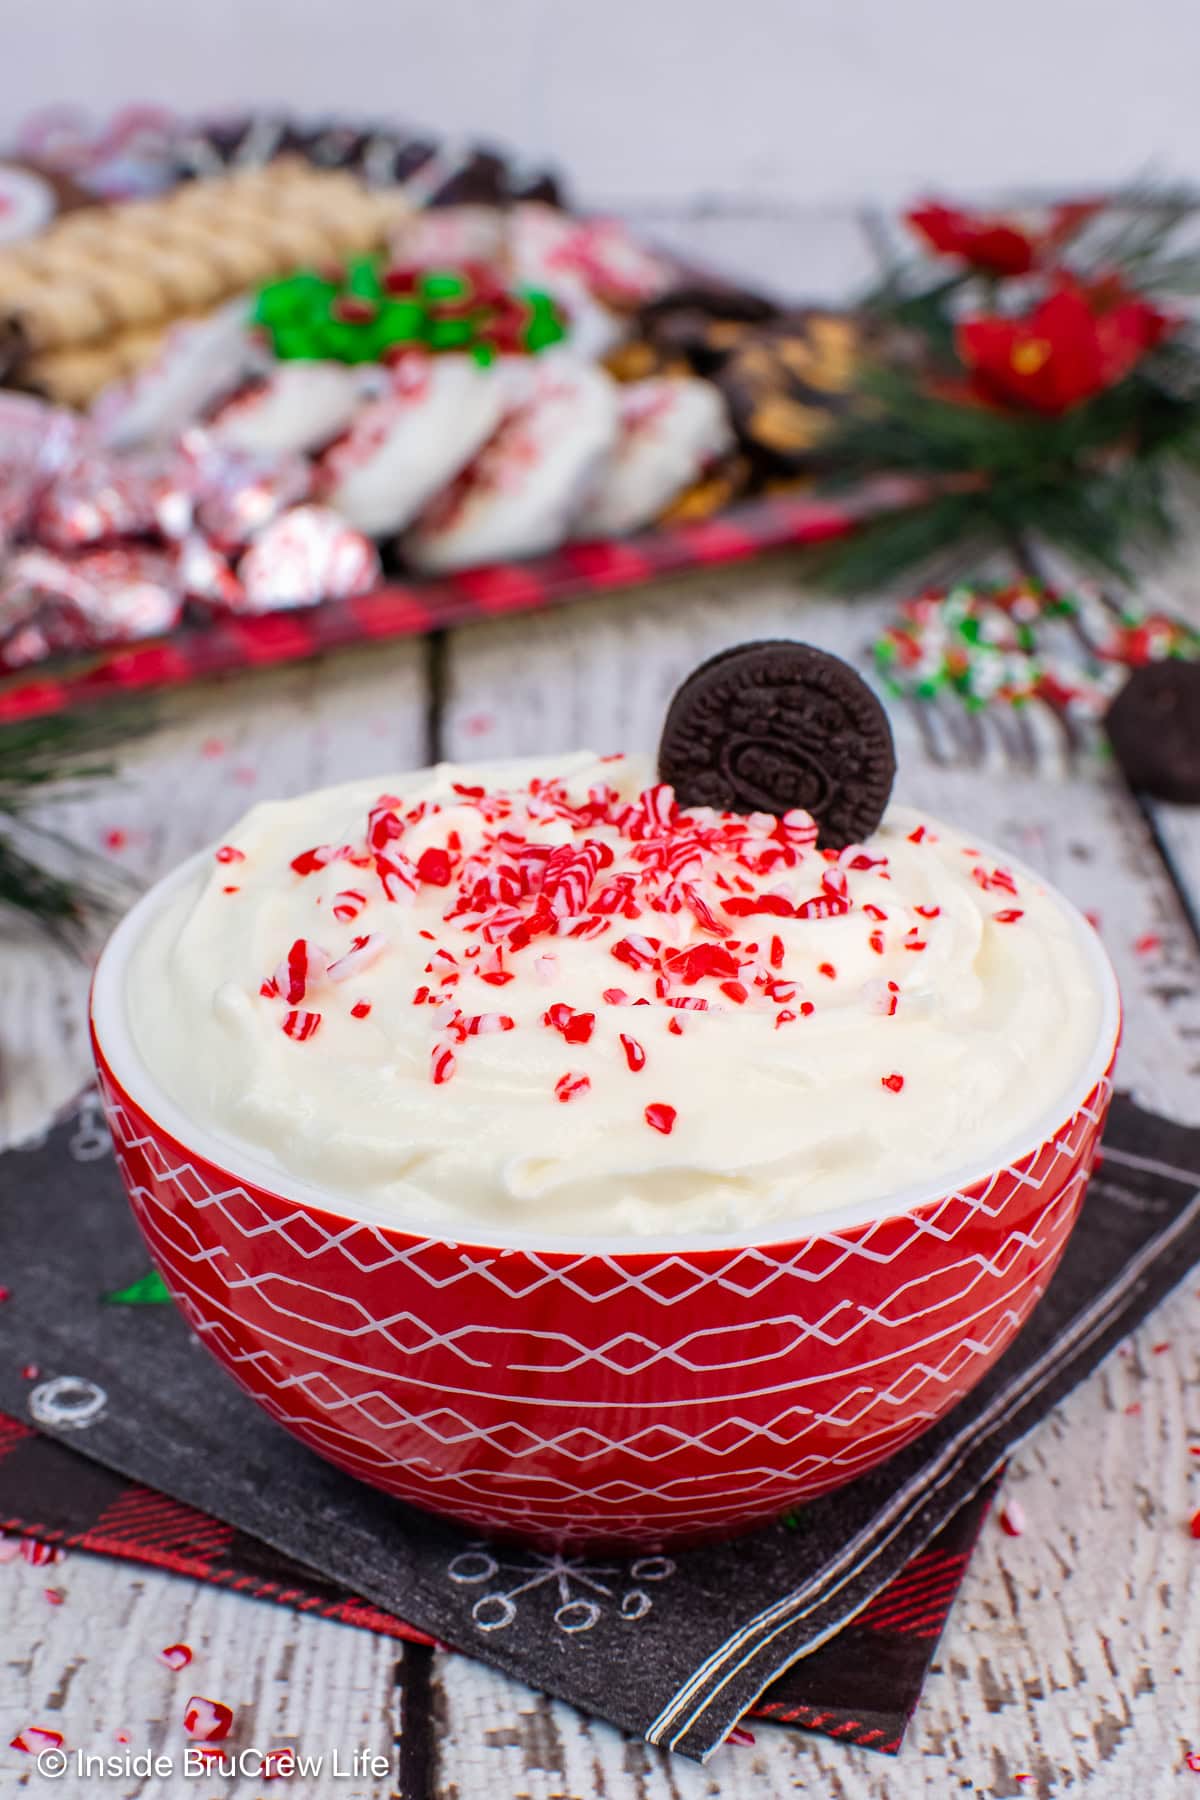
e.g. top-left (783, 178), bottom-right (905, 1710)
top-left (317, 351), bottom-right (515, 536)
top-left (177, 429), bottom-right (312, 549)
top-left (0, 544), bottom-right (181, 666)
top-left (0, 597), bottom-right (94, 668)
top-left (237, 504), bottom-right (380, 611)
top-left (209, 361), bottom-right (365, 458)
top-left (574, 376), bottom-right (733, 537)
top-left (0, 393), bottom-right (87, 550)
top-left (35, 448), bottom-right (158, 550)
top-left (176, 532), bottom-right (244, 608)
top-left (406, 354), bottom-right (619, 571)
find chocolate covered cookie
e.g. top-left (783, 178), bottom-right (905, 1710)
top-left (639, 282), bottom-right (780, 330)
top-left (1105, 660), bottom-right (1200, 802)
top-left (427, 148), bottom-right (509, 208)
top-left (630, 283), bottom-right (780, 380)
top-left (717, 311), bottom-right (862, 474)
top-left (658, 640), bottom-right (896, 847)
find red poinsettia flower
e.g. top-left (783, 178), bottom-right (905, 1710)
top-left (907, 203), bottom-right (1038, 275)
top-left (956, 278), bottom-right (1175, 414)
top-left (907, 199), bottom-right (1102, 277)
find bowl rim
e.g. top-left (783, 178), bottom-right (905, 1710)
top-left (90, 834), bottom-right (1121, 1257)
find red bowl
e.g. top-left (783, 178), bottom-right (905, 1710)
top-left (90, 848), bottom-right (1120, 1550)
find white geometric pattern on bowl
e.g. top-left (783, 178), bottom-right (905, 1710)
top-left (95, 1055), bottom-right (1112, 1547)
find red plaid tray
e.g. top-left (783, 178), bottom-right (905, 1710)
top-left (0, 486), bottom-right (896, 724)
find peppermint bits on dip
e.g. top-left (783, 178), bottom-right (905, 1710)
top-left (128, 752), bottom-right (1104, 1236)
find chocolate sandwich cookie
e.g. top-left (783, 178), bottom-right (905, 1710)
top-left (1105, 660), bottom-right (1200, 803)
top-left (659, 640), bottom-right (896, 848)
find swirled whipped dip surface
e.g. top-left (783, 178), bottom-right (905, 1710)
top-left (127, 753), bottom-right (1105, 1236)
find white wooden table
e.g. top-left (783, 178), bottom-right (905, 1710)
top-left (2, 209), bottom-right (1200, 1800)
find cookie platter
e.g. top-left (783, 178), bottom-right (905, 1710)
top-left (0, 112), bottom-right (893, 721)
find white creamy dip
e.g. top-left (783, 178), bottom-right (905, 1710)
top-left (126, 752), bottom-right (1105, 1235)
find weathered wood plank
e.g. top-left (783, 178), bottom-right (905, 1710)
top-left (0, 638), bottom-right (429, 1151)
top-left (1147, 801), bottom-right (1200, 947)
top-left (0, 1546), bottom-right (399, 1799)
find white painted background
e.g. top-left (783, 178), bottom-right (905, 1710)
top-left (6, 0), bottom-right (1200, 210)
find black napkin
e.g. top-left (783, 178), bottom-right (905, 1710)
top-left (0, 1410), bottom-right (994, 1757)
top-left (0, 1089), bottom-right (1196, 1761)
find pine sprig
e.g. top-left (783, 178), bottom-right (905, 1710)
top-left (0, 705), bottom-right (151, 947)
top-left (1073, 181), bottom-right (1200, 292)
top-left (814, 328), bottom-right (1200, 590)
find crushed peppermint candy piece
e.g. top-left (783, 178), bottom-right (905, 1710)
top-left (327, 934), bottom-right (387, 983)
top-left (332, 888), bottom-right (367, 922)
top-left (160, 1643), bottom-right (194, 1670)
top-left (282, 1009), bottom-right (321, 1041)
top-left (417, 846), bottom-right (454, 886)
top-left (10, 1725), bottom-right (64, 1755)
top-left (19, 1539), bottom-right (59, 1566)
top-left (644, 1102), bottom-right (676, 1135)
top-left (183, 1696), bottom-right (234, 1742)
top-left (999, 1498), bottom-right (1027, 1537)
top-left (543, 1003), bottom-right (595, 1044)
